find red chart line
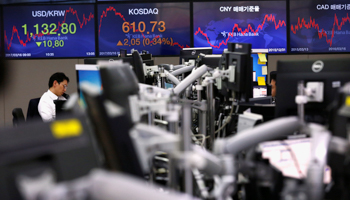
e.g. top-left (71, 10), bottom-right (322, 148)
top-left (194, 14), bottom-right (286, 49)
top-left (291, 13), bottom-right (350, 47)
top-left (5, 7), bottom-right (94, 50)
top-left (99, 6), bottom-right (189, 49)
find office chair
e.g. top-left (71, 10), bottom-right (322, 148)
top-left (12, 108), bottom-right (25, 127)
top-left (132, 51), bottom-right (146, 84)
top-left (26, 97), bottom-right (41, 121)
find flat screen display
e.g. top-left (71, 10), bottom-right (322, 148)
top-left (253, 86), bottom-right (267, 98)
top-left (290, 0), bottom-right (350, 53)
top-left (3, 4), bottom-right (96, 58)
top-left (193, 1), bottom-right (287, 54)
top-left (75, 64), bottom-right (102, 108)
top-left (98, 3), bottom-right (191, 56)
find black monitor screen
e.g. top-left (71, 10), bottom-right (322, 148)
top-left (275, 58), bottom-right (350, 124)
top-left (84, 56), bottom-right (133, 65)
top-left (179, 47), bottom-right (213, 64)
top-left (120, 49), bottom-right (127, 57)
top-left (0, 114), bottom-right (100, 200)
top-left (98, 2), bottom-right (191, 56)
top-left (193, 1), bottom-right (287, 54)
top-left (219, 43), bottom-right (253, 103)
top-left (198, 54), bottom-right (222, 68)
top-left (3, 4), bottom-right (96, 58)
top-left (290, 0), bottom-right (350, 53)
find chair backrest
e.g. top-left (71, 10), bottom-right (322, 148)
top-left (26, 98), bottom-right (41, 121)
top-left (131, 51), bottom-right (146, 84)
top-left (12, 108), bottom-right (25, 127)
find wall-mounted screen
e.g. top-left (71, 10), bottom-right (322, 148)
top-left (193, 1), bottom-right (287, 54)
top-left (98, 2), bottom-right (190, 56)
top-left (290, 0), bottom-right (350, 53)
top-left (3, 4), bottom-right (96, 58)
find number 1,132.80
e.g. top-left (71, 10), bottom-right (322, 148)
top-left (22, 23), bottom-right (77, 36)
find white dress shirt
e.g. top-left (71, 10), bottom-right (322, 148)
top-left (38, 90), bottom-right (66, 122)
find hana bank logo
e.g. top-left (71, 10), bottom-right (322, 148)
top-left (312, 60), bottom-right (324, 73)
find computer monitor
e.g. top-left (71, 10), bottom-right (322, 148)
top-left (83, 52), bottom-right (145, 84)
top-left (81, 83), bottom-right (144, 178)
top-left (54, 100), bottom-right (66, 116)
top-left (220, 43), bottom-right (253, 103)
top-left (140, 53), bottom-right (152, 61)
top-left (179, 47), bottom-right (213, 64)
top-left (84, 57), bottom-right (134, 65)
top-left (120, 49), bottom-right (127, 58)
top-left (131, 51), bottom-right (146, 84)
top-left (99, 61), bottom-right (140, 122)
top-left (75, 64), bottom-right (102, 108)
top-left (0, 113), bottom-right (100, 200)
top-left (275, 58), bottom-right (350, 124)
top-left (197, 54), bottom-right (222, 68)
top-left (253, 85), bottom-right (268, 98)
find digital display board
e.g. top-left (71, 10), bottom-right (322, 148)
top-left (3, 4), bottom-right (96, 58)
top-left (290, 0), bottom-right (350, 53)
top-left (193, 1), bottom-right (287, 54)
top-left (98, 3), bottom-right (190, 56)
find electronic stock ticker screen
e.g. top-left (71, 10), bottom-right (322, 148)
top-left (193, 1), bottom-right (287, 54)
top-left (98, 3), bottom-right (191, 56)
top-left (3, 4), bottom-right (96, 58)
top-left (290, 0), bottom-right (350, 53)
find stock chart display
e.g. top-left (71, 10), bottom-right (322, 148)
top-left (3, 4), bottom-right (95, 58)
top-left (290, 0), bottom-right (350, 53)
top-left (193, 1), bottom-right (287, 54)
top-left (98, 3), bottom-right (191, 56)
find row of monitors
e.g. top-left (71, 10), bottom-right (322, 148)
top-left (1, 0), bottom-right (350, 58)
top-left (76, 50), bottom-right (269, 107)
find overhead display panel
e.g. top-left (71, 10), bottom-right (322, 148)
top-left (3, 4), bottom-right (96, 58)
top-left (193, 1), bottom-right (287, 54)
top-left (290, 0), bottom-right (350, 53)
top-left (98, 2), bottom-right (191, 56)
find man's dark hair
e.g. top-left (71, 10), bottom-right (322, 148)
top-left (270, 71), bottom-right (276, 84)
top-left (48, 72), bottom-right (69, 88)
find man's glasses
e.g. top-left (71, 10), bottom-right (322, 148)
top-left (60, 83), bottom-right (68, 89)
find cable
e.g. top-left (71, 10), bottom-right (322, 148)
top-left (193, 134), bottom-right (206, 147)
top-left (214, 92), bottom-right (237, 134)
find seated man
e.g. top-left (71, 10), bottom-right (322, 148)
top-left (38, 72), bottom-right (69, 122)
top-left (270, 71), bottom-right (277, 103)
